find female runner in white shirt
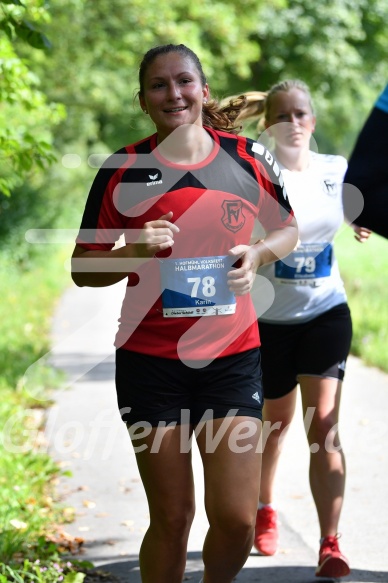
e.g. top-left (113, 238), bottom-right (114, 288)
top-left (230, 80), bottom-right (371, 578)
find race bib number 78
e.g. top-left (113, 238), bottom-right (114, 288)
top-left (159, 255), bottom-right (237, 317)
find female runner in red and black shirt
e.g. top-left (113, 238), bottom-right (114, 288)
top-left (71, 44), bottom-right (298, 583)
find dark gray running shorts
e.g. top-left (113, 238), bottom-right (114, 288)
top-left (258, 303), bottom-right (352, 399)
top-left (115, 348), bottom-right (263, 425)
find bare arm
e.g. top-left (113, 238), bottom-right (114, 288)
top-left (71, 211), bottom-right (180, 287)
top-left (71, 243), bottom-right (142, 288)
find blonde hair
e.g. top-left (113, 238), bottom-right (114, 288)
top-left (265, 80), bottom-right (314, 121)
top-left (223, 80), bottom-right (314, 133)
top-left (220, 91), bottom-right (267, 133)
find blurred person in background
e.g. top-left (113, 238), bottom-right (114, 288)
top-left (343, 83), bottom-right (388, 239)
top-left (225, 80), bottom-right (371, 578)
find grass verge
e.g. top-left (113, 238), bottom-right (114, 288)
top-left (0, 245), bottom-right (92, 581)
top-left (336, 226), bottom-right (388, 372)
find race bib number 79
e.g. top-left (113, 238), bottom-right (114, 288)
top-left (275, 242), bottom-right (333, 286)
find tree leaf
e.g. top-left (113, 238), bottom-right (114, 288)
top-left (63, 573), bottom-right (86, 583)
top-left (1, 0), bottom-right (24, 5)
top-left (13, 19), bottom-right (52, 50)
top-left (0, 20), bottom-right (14, 40)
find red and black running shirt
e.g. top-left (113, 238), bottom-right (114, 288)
top-left (76, 127), bottom-right (294, 360)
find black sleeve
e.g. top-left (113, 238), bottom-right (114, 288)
top-left (343, 107), bottom-right (388, 238)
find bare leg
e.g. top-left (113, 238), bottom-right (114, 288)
top-left (130, 424), bottom-right (195, 583)
top-left (260, 389), bottom-right (297, 504)
top-left (196, 416), bottom-right (262, 583)
top-left (299, 376), bottom-right (346, 537)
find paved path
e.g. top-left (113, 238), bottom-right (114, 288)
top-left (46, 281), bottom-right (388, 582)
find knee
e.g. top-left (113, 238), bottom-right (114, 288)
top-left (308, 416), bottom-right (341, 449)
top-left (209, 508), bottom-right (255, 540)
top-left (227, 520), bottom-right (253, 545)
top-left (152, 502), bottom-right (195, 538)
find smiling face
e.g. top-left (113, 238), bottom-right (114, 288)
top-left (139, 52), bottom-right (209, 141)
top-left (265, 88), bottom-right (316, 151)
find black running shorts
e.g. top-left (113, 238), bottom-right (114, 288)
top-left (115, 348), bottom-right (263, 425)
top-left (259, 303), bottom-right (352, 399)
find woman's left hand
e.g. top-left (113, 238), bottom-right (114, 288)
top-left (352, 224), bottom-right (372, 243)
top-left (226, 245), bottom-right (258, 296)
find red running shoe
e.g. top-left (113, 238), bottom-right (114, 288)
top-left (316, 535), bottom-right (350, 578)
top-left (253, 506), bottom-right (278, 556)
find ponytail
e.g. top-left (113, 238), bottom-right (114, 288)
top-left (222, 81), bottom-right (313, 134)
top-left (220, 91), bottom-right (268, 133)
top-left (202, 95), bottom-right (249, 134)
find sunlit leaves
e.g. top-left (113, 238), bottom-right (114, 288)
top-left (0, 1), bottom-right (60, 195)
top-left (1, 0), bottom-right (388, 199)
top-left (0, 0), bottom-right (51, 50)
top-left (0, 41), bottom-right (65, 195)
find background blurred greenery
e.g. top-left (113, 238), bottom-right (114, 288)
top-left (2, 0), bottom-right (388, 230)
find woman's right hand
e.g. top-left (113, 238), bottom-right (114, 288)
top-left (133, 211), bottom-right (180, 257)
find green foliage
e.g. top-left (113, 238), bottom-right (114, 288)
top-left (336, 228), bottom-right (388, 372)
top-left (29, 0), bottom-right (267, 151)
top-left (0, 0), bottom-right (64, 196)
top-left (0, 242), bottom-right (70, 387)
top-left (0, 558), bottom-right (91, 583)
top-left (1, 0), bottom-right (387, 201)
top-left (0, 452), bottom-right (60, 562)
top-left (0, 553), bottom-right (92, 583)
top-left (0, 0), bottom-right (51, 49)
top-left (245, 0), bottom-right (388, 154)
top-left (0, 560), bottom-right (81, 583)
top-left (2, 0), bottom-right (387, 211)
top-left (0, 243), bottom-right (81, 577)
top-left (24, 0), bottom-right (386, 159)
